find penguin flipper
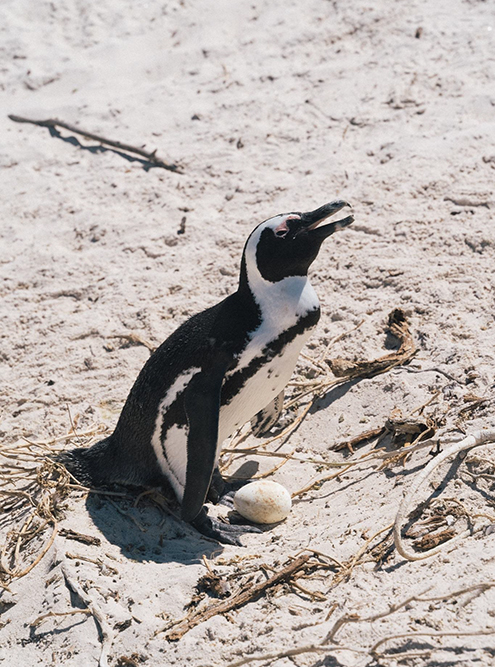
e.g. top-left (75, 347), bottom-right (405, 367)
top-left (181, 352), bottom-right (233, 523)
top-left (251, 390), bottom-right (285, 437)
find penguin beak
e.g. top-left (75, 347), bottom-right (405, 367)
top-left (299, 200), bottom-right (354, 240)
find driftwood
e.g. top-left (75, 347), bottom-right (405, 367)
top-left (327, 308), bottom-right (416, 380)
top-left (60, 559), bottom-right (115, 667)
top-left (59, 528), bottom-right (101, 546)
top-left (394, 429), bottom-right (495, 560)
top-left (8, 114), bottom-right (181, 172)
top-left (161, 554), bottom-right (311, 641)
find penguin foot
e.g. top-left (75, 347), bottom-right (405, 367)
top-left (191, 509), bottom-right (261, 546)
top-left (207, 468), bottom-right (251, 505)
top-left (217, 490), bottom-right (235, 508)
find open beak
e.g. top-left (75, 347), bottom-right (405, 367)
top-left (299, 200), bottom-right (354, 239)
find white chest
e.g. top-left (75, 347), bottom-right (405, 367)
top-left (217, 322), bottom-right (315, 444)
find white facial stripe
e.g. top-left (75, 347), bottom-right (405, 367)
top-left (243, 214), bottom-right (319, 329)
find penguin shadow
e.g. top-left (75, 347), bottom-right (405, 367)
top-left (309, 377), bottom-right (361, 414)
top-left (84, 461), bottom-right (263, 564)
top-left (47, 126), bottom-right (165, 172)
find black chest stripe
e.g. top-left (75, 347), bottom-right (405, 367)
top-left (221, 308), bottom-right (320, 406)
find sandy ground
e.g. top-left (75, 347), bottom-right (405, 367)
top-left (1, 0), bottom-right (495, 665)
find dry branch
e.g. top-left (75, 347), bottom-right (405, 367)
top-left (224, 581), bottom-right (495, 667)
top-left (160, 554), bottom-right (312, 641)
top-left (394, 429), bottom-right (495, 560)
top-left (61, 560), bottom-right (115, 667)
top-left (31, 608), bottom-right (92, 627)
top-left (59, 528), bottom-right (101, 546)
top-left (327, 308), bottom-right (416, 380)
top-left (8, 114), bottom-right (182, 172)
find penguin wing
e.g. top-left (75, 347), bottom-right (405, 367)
top-left (181, 349), bottom-right (234, 523)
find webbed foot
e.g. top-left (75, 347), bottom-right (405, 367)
top-left (190, 508), bottom-right (261, 546)
top-left (207, 468), bottom-right (251, 505)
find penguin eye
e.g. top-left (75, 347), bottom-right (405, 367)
top-left (274, 219), bottom-right (289, 238)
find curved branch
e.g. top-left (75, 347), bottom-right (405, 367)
top-left (394, 429), bottom-right (495, 561)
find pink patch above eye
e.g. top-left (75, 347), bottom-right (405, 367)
top-left (274, 219), bottom-right (289, 235)
top-left (274, 215), bottom-right (300, 236)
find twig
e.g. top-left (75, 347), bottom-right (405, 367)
top-left (31, 609), bottom-right (92, 627)
top-left (330, 523), bottom-right (394, 588)
top-left (65, 552), bottom-right (119, 576)
top-left (1, 520), bottom-right (58, 579)
top-left (110, 333), bottom-right (156, 352)
top-left (225, 581), bottom-right (495, 667)
top-left (61, 560), bottom-right (115, 667)
top-left (394, 429), bottom-right (495, 560)
top-left (327, 309), bottom-right (416, 381)
top-left (21, 424), bottom-right (108, 448)
top-left (8, 114), bottom-right (182, 173)
top-left (317, 318), bottom-right (365, 363)
top-left (59, 528), bottom-right (101, 546)
top-left (160, 554), bottom-right (312, 640)
top-left (107, 499), bottom-right (147, 533)
top-left (291, 464), bottom-right (355, 498)
top-left (332, 426), bottom-right (385, 452)
top-left (398, 366), bottom-right (464, 385)
top-left (290, 580), bottom-right (327, 601)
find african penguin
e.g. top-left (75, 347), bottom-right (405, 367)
top-left (61, 200), bottom-right (353, 544)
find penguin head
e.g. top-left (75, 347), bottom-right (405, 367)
top-left (243, 200), bottom-right (353, 284)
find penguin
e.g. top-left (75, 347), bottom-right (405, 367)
top-left (61, 200), bottom-right (353, 544)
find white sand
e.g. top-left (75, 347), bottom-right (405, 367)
top-left (1, 0), bottom-right (494, 665)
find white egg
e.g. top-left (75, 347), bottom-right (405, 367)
top-left (233, 480), bottom-right (292, 524)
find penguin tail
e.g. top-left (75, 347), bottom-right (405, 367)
top-left (56, 437), bottom-right (116, 487)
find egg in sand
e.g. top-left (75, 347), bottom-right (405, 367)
top-left (233, 480), bottom-right (292, 524)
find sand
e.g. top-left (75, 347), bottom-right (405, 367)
top-left (1, 0), bottom-right (494, 665)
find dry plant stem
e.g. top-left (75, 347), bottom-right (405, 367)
top-left (345, 523), bottom-right (394, 573)
top-left (222, 447), bottom-right (349, 470)
top-left (161, 554), bottom-right (311, 641)
top-left (107, 499), bottom-right (147, 532)
top-left (291, 463), bottom-right (355, 499)
top-left (61, 560), bottom-right (115, 667)
top-left (327, 309), bottom-right (416, 381)
top-left (291, 580), bottom-right (327, 601)
top-left (68, 484), bottom-right (132, 499)
top-left (110, 333), bottom-right (156, 352)
top-left (31, 609), bottom-right (92, 627)
top-left (333, 426), bottom-right (385, 452)
top-left (1, 520), bottom-right (58, 579)
top-left (21, 425), bottom-right (108, 448)
top-left (317, 318), bottom-right (365, 363)
top-left (8, 114), bottom-right (181, 172)
top-left (225, 582), bottom-right (495, 667)
top-left (394, 429), bottom-right (495, 561)
top-left (250, 454), bottom-right (292, 478)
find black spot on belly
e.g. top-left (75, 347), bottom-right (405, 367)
top-left (221, 308), bottom-right (320, 406)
